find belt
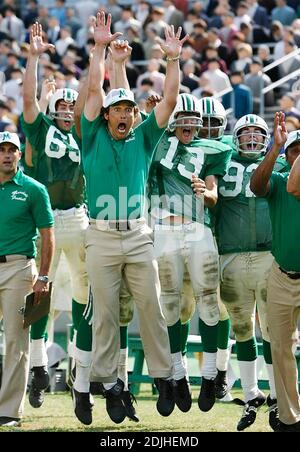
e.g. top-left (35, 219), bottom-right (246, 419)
top-left (279, 267), bottom-right (300, 280)
top-left (0, 255), bottom-right (31, 263)
top-left (89, 218), bottom-right (144, 231)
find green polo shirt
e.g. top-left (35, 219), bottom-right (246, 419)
top-left (0, 170), bottom-right (54, 257)
top-left (81, 111), bottom-right (165, 220)
top-left (267, 171), bottom-right (300, 271)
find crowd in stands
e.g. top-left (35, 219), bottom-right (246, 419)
top-left (1, 0), bottom-right (300, 137)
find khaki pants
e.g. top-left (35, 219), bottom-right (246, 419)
top-left (0, 256), bottom-right (37, 418)
top-left (86, 221), bottom-right (172, 383)
top-left (267, 262), bottom-right (300, 425)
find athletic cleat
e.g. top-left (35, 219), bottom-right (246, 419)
top-left (0, 417), bottom-right (21, 427)
top-left (29, 380), bottom-right (45, 408)
top-left (105, 379), bottom-right (126, 424)
top-left (173, 377), bottom-right (192, 412)
top-left (215, 369), bottom-right (228, 400)
top-left (90, 381), bottom-right (105, 397)
top-left (267, 395), bottom-right (279, 431)
top-left (237, 392), bottom-right (266, 431)
top-left (31, 366), bottom-right (50, 390)
top-left (72, 388), bottom-right (93, 425)
top-left (198, 377), bottom-right (216, 412)
top-left (122, 391), bottom-right (139, 422)
top-left (276, 420), bottom-right (300, 432)
top-left (154, 378), bottom-right (175, 417)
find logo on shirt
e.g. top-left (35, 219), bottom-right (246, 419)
top-left (11, 190), bottom-right (28, 202)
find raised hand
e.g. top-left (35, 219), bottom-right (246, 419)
top-left (157, 25), bottom-right (189, 59)
top-left (109, 39), bottom-right (132, 64)
top-left (30, 22), bottom-right (55, 56)
top-left (40, 77), bottom-right (56, 103)
top-left (273, 111), bottom-right (288, 151)
top-left (92, 11), bottom-right (123, 47)
top-left (145, 94), bottom-right (162, 114)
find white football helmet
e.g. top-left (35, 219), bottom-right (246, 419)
top-left (49, 88), bottom-right (78, 122)
top-left (233, 114), bottom-right (270, 158)
top-left (198, 97), bottom-right (227, 139)
top-left (168, 93), bottom-right (202, 132)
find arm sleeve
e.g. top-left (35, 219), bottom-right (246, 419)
top-left (20, 112), bottom-right (45, 154)
top-left (30, 184), bottom-right (54, 229)
top-left (136, 110), bottom-right (166, 158)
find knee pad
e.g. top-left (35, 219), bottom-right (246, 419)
top-left (196, 290), bottom-right (219, 326)
top-left (160, 294), bottom-right (181, 326)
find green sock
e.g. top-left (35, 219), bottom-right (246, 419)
top-left (198, 318), bottom-right (218, 353)
top-left (237, 338), bottom-right (257, 361)
top-left (30, 314), bottom-right (48, 340)
top-left (72, 299), bottom-right (86, 331)
top-left (167, 319), bottom-right (181, 353)
top-left (181, 321), bottom-right (190, 355)
top-left (263, 339), bottom-right (272, 365)
top-left (120, 326), bottom-right (128, 349)
top-left (217, 319), bottom-right (230, 350)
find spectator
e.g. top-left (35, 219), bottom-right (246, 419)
top-left (271, 0), bottom-right (296, 26)
top-left (244, 57), bottom-right (274, 114)
top-left (202, 57), bottom-right (231, 94)
top-left (223, 70), bottom-right (253, 120)
top-left (246, 0), bottom-right (270, 29)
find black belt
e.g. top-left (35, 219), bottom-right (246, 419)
top-left (108, 220), bottom-right (131, 231)
top-left (279, 267), bottom-right (300, 280)
top-left (0, 255), bottom-right (30, 263)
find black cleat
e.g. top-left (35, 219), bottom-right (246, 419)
top-left (31, 366), bottom-right (50, 390)
top-left (90, 381), bottom-right (105, 397)
top-left (237, 392), bottom-right (266, 431)
top-left (29, 380), bottom-right (45, 408)
top-left (0, 417), bottom-right (21, 427)
top-left (215, 369), bottom-right (228, 400)
top-left (276, 420), bottom-right (300, 432)
top-left (105, 379), bottom-right (126, 424)
top-left (122, 391), bottom-right (139, 422)
top-left (72, 388), bottom-right (93, 425)
top-left (173, 377), bottom-right (192, 413)
top-left (154, 378), bottom-right (175, 417)
top-left (267, 395), bottom-right (279, 431)
top-left (198, 377), bottom-right (216, 412)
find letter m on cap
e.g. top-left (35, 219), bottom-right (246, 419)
top-left (119, 89), bottom-right (126, 98)
top-left (2, 132), bottom-right (11, 141)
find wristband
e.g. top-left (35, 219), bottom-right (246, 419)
top-left (166, 56), bottom-right (180, 62)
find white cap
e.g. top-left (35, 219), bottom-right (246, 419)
top-left (0, 131), bottom-right (20, 149)
top-left (103, 88), bottom-right (136, 108)
top-left (284, 129), bottom-right (300, 151)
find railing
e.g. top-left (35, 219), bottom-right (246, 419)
top-left (259, 47), bottom-right (300, 116)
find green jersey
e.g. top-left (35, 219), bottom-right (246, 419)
top-left (148, 133), bottom-right (232, 225)
top-left (267, 171), bottom-right (300, 271)
top-left (215, 151), bottom-right (288, 254)
top-left (0, 170), bottom-right (53, 257)
top-left (81, 110), bottom-right (165, 220)
top-left (20, 113), bottom-right (84, 210)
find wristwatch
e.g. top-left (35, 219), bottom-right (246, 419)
top-left (37, 275), bottom-right (49, 283)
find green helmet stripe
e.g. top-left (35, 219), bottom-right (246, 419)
top-left (206, 98), bottom-right (211, 114)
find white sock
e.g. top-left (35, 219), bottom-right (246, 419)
top-left (68, 330), bottom-right (77, 359)
top-left (118, 348), bottom-right (128, 391)
top-left (73, 348), bottom-right (92, 393)
top-left (216, 348), bottom-right (230, 372)
top-left (239, 360), bottom-right (259, 402)
top-left (104, 382), bottom-right (117, 390)
top-left (171, 352), bottom-right (186, 380)
top-left (30, 338), bottom-right (48, 367)
top-left (266, 363), bottom-right (277, 400)
top-left (201, 352), bottom-right (217, 380)
top-left (182, 354), bottom-right (188, 373)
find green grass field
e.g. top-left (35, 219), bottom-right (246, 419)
top-left (0, 386), bottom-right (273, 432)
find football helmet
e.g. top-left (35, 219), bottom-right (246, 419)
top-left (168, 93), bottom-right (202, 132)
top-left (233, 114), bottom-right (270, 158)
top-left (198, 97), bottom-right (227, 139)
top-left (49, 88), bottom-right (78, 122)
